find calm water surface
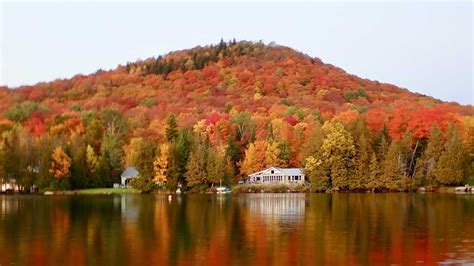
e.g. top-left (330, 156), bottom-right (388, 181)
top-left (1, 193), bottom-right (474, 265)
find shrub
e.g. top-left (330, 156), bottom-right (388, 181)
top-left (129, 178), bottom-right (155, 193)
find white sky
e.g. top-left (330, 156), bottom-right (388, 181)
top-left (1, 1), bottom-right (472, 105)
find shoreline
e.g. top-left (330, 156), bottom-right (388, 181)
top-left (0, 185), bottom-right (470, 196)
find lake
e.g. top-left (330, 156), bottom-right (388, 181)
top-left (1, 193), bottom-right (474, 265)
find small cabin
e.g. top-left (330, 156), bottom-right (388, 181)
top-left (121, 167), bottom-right (139, 186)
top-left (246, 167), bottom-right (305, 185)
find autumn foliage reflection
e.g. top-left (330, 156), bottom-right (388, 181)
top-left (0, 194), bottom-right (473, 265)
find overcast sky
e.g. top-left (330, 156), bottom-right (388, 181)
top-left (1, 1), bottom-right (472, 105)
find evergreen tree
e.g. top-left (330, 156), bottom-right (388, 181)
top-left (367, 152), bottom-right (382, 191)
top-left (206, 148), bottom-right (227, 186)
top-left (466, 126), bottom-right (474, 180)
top-left (351, 132), bottom-right (373, 191)
top-left (380, 141), bottom-right (405, 191)
top-left (415, 125), bottom-right (444, 187)
top-left (134, 139), bottom-right (157, 180)
top-left (168, 129), bottom-right (191, 188)
top-left (435, 125), bottom-right (465, 185)
top-left (166, 113), bottom-right (178, 142)
top-left (225, 134), bottom-right (241, 175)
top-left (185, 141), bottom-right (208, 189)
top-left (69, 137), bottom-right (89, 189)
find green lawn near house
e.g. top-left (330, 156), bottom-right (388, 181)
top-left (73, 187), bottom-right (140, 194)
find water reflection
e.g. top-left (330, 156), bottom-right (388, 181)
top-left (238, 194), bottom-right (305, 227)
top-left (0, 194), bottom-right (474, 265)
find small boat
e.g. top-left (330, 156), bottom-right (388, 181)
top-left (454, 185), bottom-right (472, 193)
top-left (216, 181), bottom-right (231, 194)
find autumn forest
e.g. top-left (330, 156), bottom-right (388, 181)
top-left (0, 40), bottom-right (472, 192)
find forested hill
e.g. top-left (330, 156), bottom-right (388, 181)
top-left (0, 40), bottom-right (472, 192)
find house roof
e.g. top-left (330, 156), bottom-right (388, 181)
top-left (121, 167), bottom-right (139, 178)
top-left (275, 167), bottom-right (304, 176)
top-left (248, 167), bottom-right (304, 176)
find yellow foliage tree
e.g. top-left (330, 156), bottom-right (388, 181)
top-left (265, 140), bottom-right (284, 167)
top-left (49, 146), bottom-right (72, 179)
top-left (124, 137), bottom-right (143, 167)
top-left (86, 145), bottom-right (99, 173)
top-left (319, 121), bottom-right (355, 189)
top-left (240, 140), bottom-right (267, 176)
top-left (153, 143), bottom-right (171, 184)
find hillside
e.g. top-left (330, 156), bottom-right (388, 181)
top-left (1, 41), bottom-right (471, 136)
top-left (0, 40), bottom-right (472, 192)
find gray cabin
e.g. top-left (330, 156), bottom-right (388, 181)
top-left (121, 167), bottom-right (139, 186)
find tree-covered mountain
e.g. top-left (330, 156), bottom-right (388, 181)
top-left (0, 40), bottom-right (472, 191)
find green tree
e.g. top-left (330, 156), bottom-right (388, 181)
top-left (69, 136), bottom-right (89, 189)
top-left (367, 152), bottom-right (383, 191)
top-left (414, 126), bottom-right (444, 187)
top-left (465, 125), bottom-right (474, 181)
top-left (101, 109), bottom-right (128, 136)
top-left (207, 148), bottom-right (228, 186)
top-left (168, 129), bottom-right (191, 188)
top-left (434, 125), bottom-right (466, 185)
top-left (134, 139), bottom-right (157, 180)
top-left (351, 132), bottom-right (373, 190)
top-left (185, 141), bottom-right (208, 189)
top-left (304, 155), bottom-right (329, 190)
top-left (4, 101), bottom-right (44, 123)
top-left (230, 111), bottom-right (255, 143)
top-left (100, 123), bottom-right (124, 185)
top-left (349, 119), bottom-right (373, 190)
top-left (225, 133), bottom-right (242, 176)
top-left (4, 128), bottom-right (36, 190)
top-left (380, 141), bottom-right (406, 191)
top-left (166, 113), bottom-right (178, 142)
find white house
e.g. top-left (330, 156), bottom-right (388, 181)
top-left (121, 167), bottom-right (139, 186)
top-left (246, 167), bottom-right (305, 185)
top-left (1, 178), bottom-right (20, 192)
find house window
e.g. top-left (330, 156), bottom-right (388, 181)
top-left (271, 170), bottom-right (274, 174)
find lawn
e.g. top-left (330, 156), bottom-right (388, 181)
top-left (73, 187), bottom-right (140, 194)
